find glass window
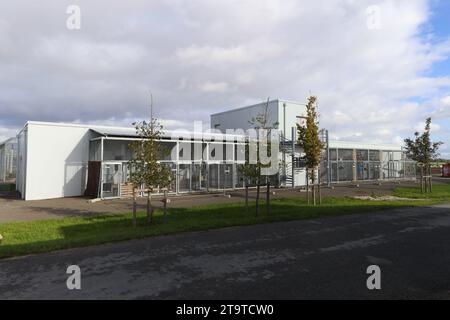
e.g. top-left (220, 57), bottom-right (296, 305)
top-left (178, 164), bottom-right (191, 192)
top-left (89, 140), bottom-right (101, 161)
top-left (191, 163), bottom-right (207, 190)
top-left (209, 143), bottom-right (224, 161)
top-left (329, 149), bottom-right (337, 161)
top-left (235, 164), bottom-right (245, 188)
top-left (337, 162), bottom-right (353, 181)
top-left (381, 151), bottom-right (390, 163)
top-left (356, 162), bottom-right (369, 180)
top-left (102, 163), bottom-right (121, 198)
top-left (224, 144), bottom-right (234, 162)
top-left (369, 162), bottom-right (380, 180)
top-left (208, 164), bottom-right (219, 188)
top-left (392, 151), bottom-right (402, 161)
top-left (192, 142), bottom-right (205, 161)
top-left (235, 144), bottom-right (246, 162)
top-left (320, 161), bottom-right (328, 183)
top-left (404, 162), bottom-right (416, 178)
top-left (338, 149), bottom-right (353, 161)
top-left (103, 140), bottom-right (132, 161)
top-left (159, 141), bottom-right (177, 161)
top-left (369, 150), bottom-right (380, 161)
top-left (331, 162), bottom-right (338, 182)
top-left (220, 164), bottom-right (233, 189)
top-left (356, 150), bottom-right (368, 161)
top-left (179, 142), bottom-right (193, 161)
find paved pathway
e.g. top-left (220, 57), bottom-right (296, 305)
top-left (0, 181), bottom-right (416, 222)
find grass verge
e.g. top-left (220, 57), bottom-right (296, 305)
top-left (393, 183), bottom-right (450, 202)
top-left (0, 194), bottom-right (442, 259)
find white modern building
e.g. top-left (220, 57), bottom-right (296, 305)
top-left (212, 99), bottom-right (415, 187)
top-left (211, 99), bottom-right (305, 140)
top-left (11, 99), bottom-right (415, 200)
top-left (15, 121), bottom-right (250, 200)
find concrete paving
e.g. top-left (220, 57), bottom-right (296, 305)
top-left (0, 204), bottom-right (449, 299)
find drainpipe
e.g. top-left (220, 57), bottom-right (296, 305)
top-left (206, 143), bottom-right (210, 192)
top-left (283, 102), bottom-right (286, 185)
top-left (326, 130), bottom-right (331, 187)
top-left (99, 137), bottom-right (104, 198)
top-left (292, 127), bottom-right (295, 188)
top-left (176, 141), bottom-right (179, 194)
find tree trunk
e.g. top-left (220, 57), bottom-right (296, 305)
top-left (306, 168), bottom-right (310, 205)
top-left (132, 187), bottom-right (137, 227)
top-left (312, 168), bottom-right (316, 206)
top-left (266, 178), bottom-right (271, 215)
top-left (255, 178), bottom-right (260, 217)
top-left (425, 165), bottom-right (428, 193)
top-left (147, 190), bottom-right (153, 224)
top-left (163, 189), bottom-right (168, 223)
top-left (245, 184), bottom-right (249, 213)
top-left (420, 166), bottom-right (424, 193)
top-left (318, 167), bottom-right (322, 205)
top-left (429, 165), bottom-right (433, 193)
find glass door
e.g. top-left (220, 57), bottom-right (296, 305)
top-left (102, 163), bottom-right (122, 198)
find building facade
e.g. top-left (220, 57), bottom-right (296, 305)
top-left (212, 99), bottom-right (416, 188)
top-left (12, 99), bottom-right (416, 200)
top-left (16, 121), bottom-right (251, 200)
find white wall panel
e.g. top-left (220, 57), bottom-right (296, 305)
top-left (24, 123), bottom-right (94, 200)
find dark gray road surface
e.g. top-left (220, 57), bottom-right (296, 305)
top-left (1, 204), bottom-right (449, 299)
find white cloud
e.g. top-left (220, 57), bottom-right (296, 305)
top-left (430, 95), bottom-right (450, 119)
top-left (441, 96), bottom-right (450, 106)
top-left (0, 127), bottom-right (19, 143)
top-left (176, 45), bottom-right (251, 65)
top-left (199, 81), bottom-right (232, 93)
top-left (0, 0), bottom-right (449, 156)
top-left (175, 41), bottom-right (282, 67)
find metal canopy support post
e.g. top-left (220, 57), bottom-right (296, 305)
top-left (292, 126), bottom-right (295, 188)
top-left (326, 129), bottom-right (331, 187)
top-left (283, 102), bottom-right (286, 185)
top-left (99, 137), bottom-right (104, 198)
top-left (206, 143), bottom-right (210, 192)
top-left (176, 141), bottom-right (180, 194)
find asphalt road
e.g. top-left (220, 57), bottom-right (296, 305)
top-left (1, 204), bottom-right (449, 299)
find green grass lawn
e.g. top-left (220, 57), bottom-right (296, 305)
top-left (393, 183), bottom-right (450, 201)
top-left (0, 191), bottom-right (445, 259)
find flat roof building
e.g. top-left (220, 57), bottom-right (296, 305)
top-left (12, 99), bottom-right (415, 200)
top-left (211, 100), bottom-right (415, 187)
top-left (211, 99), bottom-right (306, 140)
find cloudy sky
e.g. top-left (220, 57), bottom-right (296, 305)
top-left (0, 0), bottom-right (449, 156)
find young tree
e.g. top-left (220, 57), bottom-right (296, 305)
top-left (127, 128), bottom-right (146, 227)
top-left (238, 160), bottom-right (258, 214)
top-left (297, 96), bottom-right (324, 205)
top-left (404, 117), bottom-right (442, 193)
top-left (128, 97), bottom-right (172, 226)
top-left (159, 163), bottom-right (173, 223)
top-left (246, 98), bottom-right (279, 216)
